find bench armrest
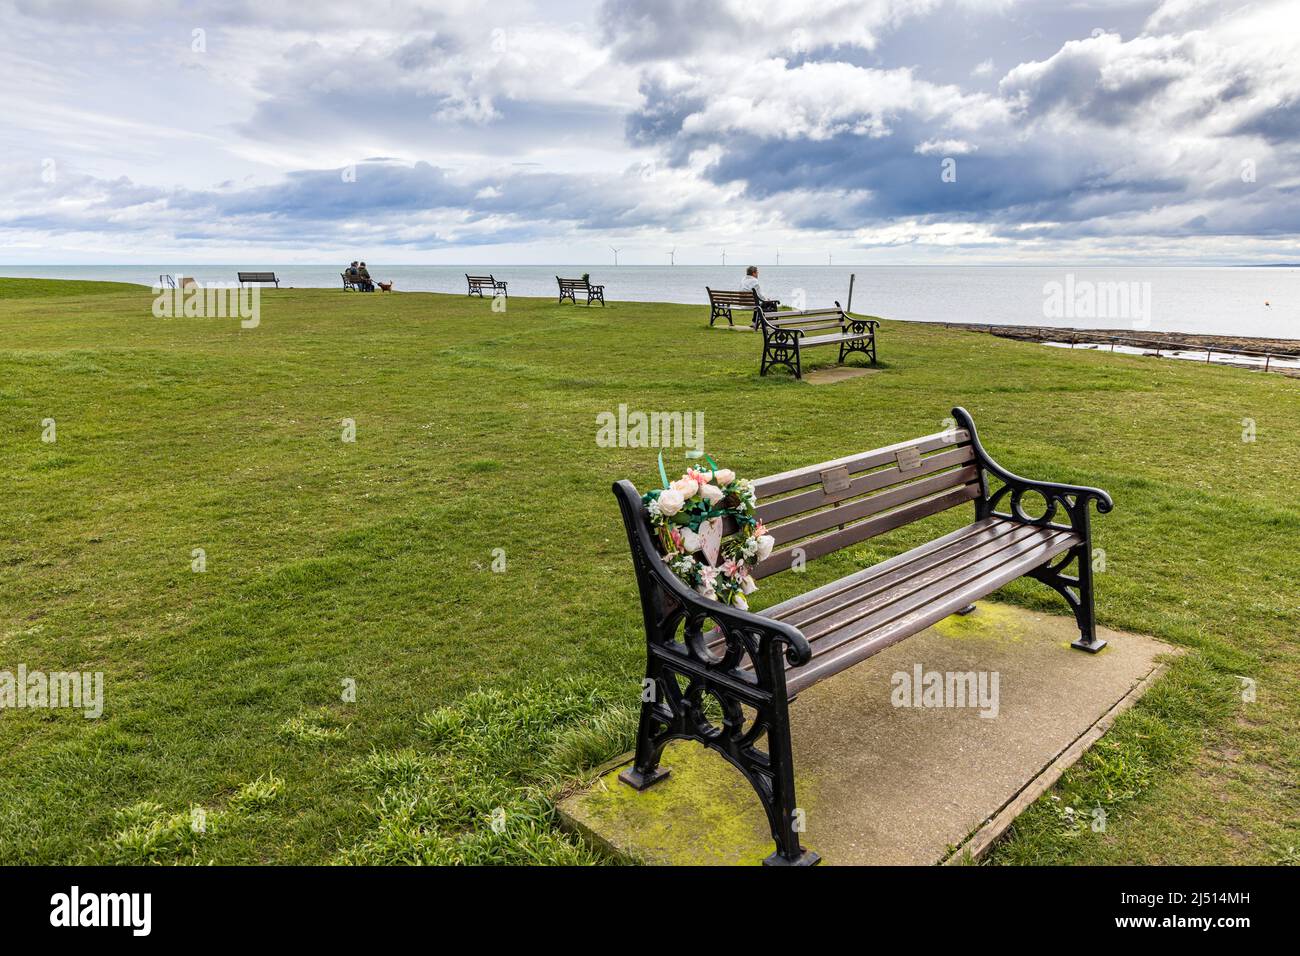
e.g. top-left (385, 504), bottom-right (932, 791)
top-left (952, 407), bottom-right (1113, 527)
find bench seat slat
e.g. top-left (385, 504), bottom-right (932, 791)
top-left (783, 527), bottom-right (1078, 695)
top-left (758, 517), bottom-right (1009, 619)
top-left (706, 519), bottom-right (1019, 658)
top-left (768, 518), bottom-right (1029, 626)
top-left (754, 431), bottom-right (970, 497)
top-left (793, 523), bottom-right (1060, 639)
top-left (706, 518), bottom-right (1080, 695)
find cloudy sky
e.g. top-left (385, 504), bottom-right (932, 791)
top-left (1, 0), bottom-right (1296, 264)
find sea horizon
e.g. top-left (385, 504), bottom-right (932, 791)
top-left (6, 262), bottom-right (1297, 339)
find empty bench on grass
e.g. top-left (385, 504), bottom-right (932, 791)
top-left (466, 274), bottom-right (507, 298)
top-left (759, 304), bottom-right (878, 379)
top-left (557, 276), bottom-right (606, 306)
top-left (706, 288), bottom-right (764, 328)
top-left (237, 271), bottom-right (280, 288)
top-left (612, 407), bottom-right (1112, 865)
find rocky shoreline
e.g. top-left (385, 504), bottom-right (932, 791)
top-left (937, 323), bottom-right (1300, 357)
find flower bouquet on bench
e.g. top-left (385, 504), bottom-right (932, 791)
top-left (640, 456), bottom-right (775, 611)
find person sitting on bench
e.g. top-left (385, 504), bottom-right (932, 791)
top-left (740, 266), bottom-right (779, 325)
top-left (356, 262), bottom-right (375, 292)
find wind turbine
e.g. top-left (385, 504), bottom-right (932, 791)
top-left (775, 248), bottom-right (780, 266)
top-left (828, 252), bottom-right (833, 266)
top-left (610, 247), bottom-right (621, 266)
top-left (668, 248), bottom-right (676, 266)
top-left (721, 248), bottom-right (727, 267)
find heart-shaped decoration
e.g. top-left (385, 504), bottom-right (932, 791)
top-left (698, 516), bottom-right (723, 565)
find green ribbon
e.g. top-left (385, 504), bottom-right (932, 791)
top-left (657, 451), bottom-right (670, 490)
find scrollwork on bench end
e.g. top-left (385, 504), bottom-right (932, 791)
top-left (952, 406), bottom-right (1113, 523)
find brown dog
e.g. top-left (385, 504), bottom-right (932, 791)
top-left (377, 281), bottom-right (393, 292)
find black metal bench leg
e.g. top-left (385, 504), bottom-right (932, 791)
top-left (1028, 538), bottom-right (1107, 653)
top-left (618, 663), bottom-right (672, 790)
top-left (762, 697), bottom-right (819, 866)
top-left (1070, 539), bottom-right (1106, 653)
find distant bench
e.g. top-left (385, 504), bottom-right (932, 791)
top-left (706, 287), bottom-right (765, 327)
top-left (557, 276), bottom-right (605, 306)
top-left (237, 271), bottom-right (280, 288)
top-left (613, 407), bottom-right (1113, 864)
top-left (466, 274), bottom-right (507, 298)
top-left (759, 304), bottom-right (878, 379)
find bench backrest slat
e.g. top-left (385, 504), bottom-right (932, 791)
top-left (756, 443), bottom-right (973, 523)
top-left (765, 308), bottom-right (842, 322)
top-left (748, 430), bottom-right (977, 579)
top-left (769, 318), bottom-right (843, 332)
top-left (754, 483), bottom-right (979, 578)
top-left (708, 289), bottom-right (760, 305)
top-left (754, 430), bottom-right (969, 497)
top-left (766, 465), bottom-right (979, 547)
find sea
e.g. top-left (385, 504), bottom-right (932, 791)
top-left (2, 264), bottom-right (1297, 340)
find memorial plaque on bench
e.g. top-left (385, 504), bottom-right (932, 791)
top-left (895, 446), bottom-right (922, 472)
top-left (820, 465), bottom-right (852, 496)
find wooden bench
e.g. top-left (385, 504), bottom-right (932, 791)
top-left (612, 407), bottom-right (1113, 865)
top-left (706, 288), bottom-right (764, 327)
top-left (341, 272), bottom-right (358, 291)
top-left (466, 274), bottom-right (507, 298)
top-left (759, 304), bottom-right (878, 379)
top-left (237, 271), bottom-right (280, 288)
top-left (557, 276), bottom-right (605, 306)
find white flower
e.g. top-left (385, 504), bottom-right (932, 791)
top-left (712, 468), bottom-right (736, 486)
top-left (733, 593), bottom-right (749, 611)
top-left (741, 574), bottom-right (758, 595)
top-left (680, 527), bottom-right (703, 552)
top-left (658, 489), bottom-right (684, 516)
top-left (696, 582), bottom-right (716, 600)
top-left (700, 483), bottom-right (724, 505)
top-left (742, 536), bottom-right (759, 558)
top-left (755, 534), bottom-right (775, 562)
top-left (671, 477), bottom-right (699, 499)
top-left (646, 498), bottom-right (662, 518)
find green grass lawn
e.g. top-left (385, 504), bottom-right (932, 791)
top-left (1, 277), bottom-right (1296, 865)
